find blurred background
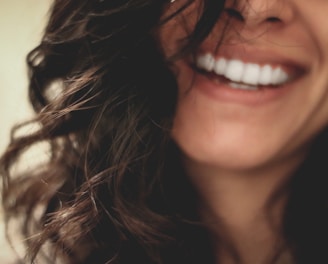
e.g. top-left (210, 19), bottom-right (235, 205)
top-left (0, 1), bottom-right (51, 262)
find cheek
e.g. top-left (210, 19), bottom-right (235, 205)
top-left (157, 1), bottom-right (203, 58)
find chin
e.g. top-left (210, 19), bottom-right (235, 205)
top-left (176, 142), bottom-right (275, 172)
top-left (171, 124), bottom-right (296, 173)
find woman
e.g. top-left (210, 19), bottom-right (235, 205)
top-left (2, 0), bottom-right (328, 263)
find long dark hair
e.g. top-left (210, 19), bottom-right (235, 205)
top-left (3, 0), bottom-right (328, 263)
top-left (0, 0), bottom-right (226, 263)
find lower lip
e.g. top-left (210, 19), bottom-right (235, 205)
top-left (192, 69), bottom-right (298, 106)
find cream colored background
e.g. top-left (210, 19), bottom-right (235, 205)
top-left (0, 1), bottom-right (51, 262)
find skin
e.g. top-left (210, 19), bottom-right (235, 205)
top-left (159, 0), bottom-right (328, 263)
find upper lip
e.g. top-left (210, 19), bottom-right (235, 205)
top-left (195, 44), bottom-right (309, 76)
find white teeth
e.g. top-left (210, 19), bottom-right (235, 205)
top-left (258, 65), bottom-right (272, 85)
top-left (214, 58), bottom-right (227, 75)
top-left (196, 53), bottom-right (291, 88)
top-left (196, 53), bottom-right (215, 71)
top-left (225, 60), bottom-right (244, 83)
top-left (229, 82), bottom-right (258, 90)
top-left (242, 63), bottom-right (261, 86)
top-left (271, 67), bottom-right (289, 85)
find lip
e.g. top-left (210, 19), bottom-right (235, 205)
top-left (190, 67), bottom-right (302, 106)
top-left (200, 43), bottom-right (309, 62)
top-left (197, 44), bottom-right (309, 75)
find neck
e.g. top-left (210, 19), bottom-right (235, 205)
top-left (183, 155), bottom-right (304, 264)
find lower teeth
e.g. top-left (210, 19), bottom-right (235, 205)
top-left (229, 82), bottom-right (258, 90)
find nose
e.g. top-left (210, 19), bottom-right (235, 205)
top-left (225, 0), bottom-right (294, 31)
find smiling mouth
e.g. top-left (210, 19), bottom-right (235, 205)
top-left (195, 53), bottom-right (303, 90)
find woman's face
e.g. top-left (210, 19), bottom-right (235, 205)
top-left (159, 0), bottom-right (328, 171)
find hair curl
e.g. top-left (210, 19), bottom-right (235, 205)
top-left (1, 0), bottom-right (226, 263)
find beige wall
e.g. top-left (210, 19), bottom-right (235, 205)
top-left (0, 1), bottom-right (51, 262)
top-left (0, 0), bottom-right (51, 154)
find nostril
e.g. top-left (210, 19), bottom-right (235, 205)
top-left (266, 17), bottom-right (281, 23)
top-left (225, 8), bottom-right (244, 22)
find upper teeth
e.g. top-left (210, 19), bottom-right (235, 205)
top-left (196, 53), bottom-right (290, 87)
